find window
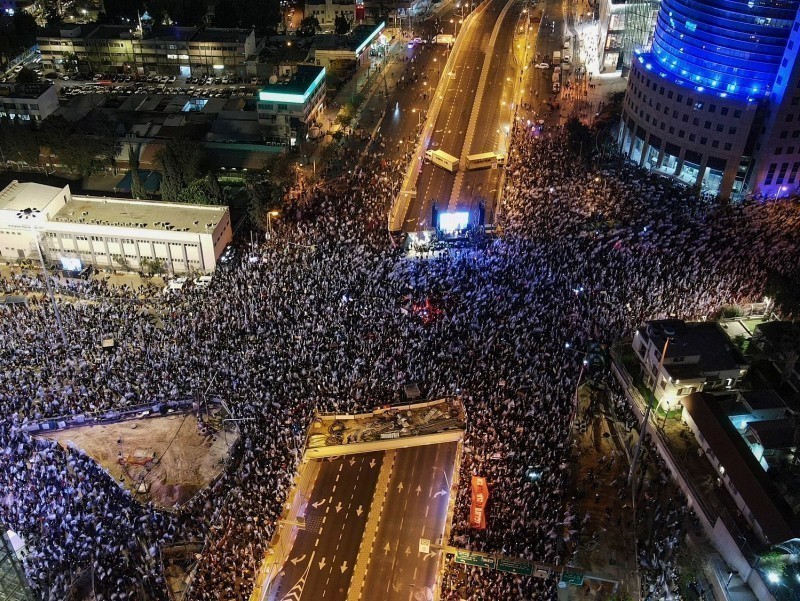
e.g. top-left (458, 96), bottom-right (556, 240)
top-left (712, 140), bottom-right (719, 148)
top-left (781, 131), bottom-right (789, 139)
top-left (734, 110), bottom-right (741, 118)
top-left (776, 147), bottom-right (783, 155)
top-left (689, 133), bottom-right (696, 141)
top-left (729, 127), bottom-right (737, 134)
top-left (721, 107), bottom-right (729, 116)
top-left (724, 143), bottom-right (732, 151)
top-left (678, 130), bottom-right (685, 138)
top-left (765, 162), bottom-right (777, 185)
top-left (704, 121), bottom-right (711, 129)
top-left (700, 137), bottom-right (707, 144)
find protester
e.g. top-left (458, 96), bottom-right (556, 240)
top-left (1, 123), bottom-right (798, 601)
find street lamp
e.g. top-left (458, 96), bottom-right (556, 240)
top-left (412, 108), bottom-right (422, 126)
top-left (267, 210), bottom-right (279, 239)
top-left (16, 208), bottom-right (68, 347)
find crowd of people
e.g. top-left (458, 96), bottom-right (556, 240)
top-left (1, 115), bottom-right (799, 601)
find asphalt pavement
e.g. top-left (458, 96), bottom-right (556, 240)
top-left (360, 442), bottom-right (458, 601)
top-left (268, 453), bottom-right (383, 601)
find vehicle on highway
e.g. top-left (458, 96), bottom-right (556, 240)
top-left (535, 62), bottom-right (550, 69)
top-left (425, 149), bottom-right (460, 172)
top-left (552, 50), bottom-right (561, 65)
top-left (465, 152), bottom-right (506, 170)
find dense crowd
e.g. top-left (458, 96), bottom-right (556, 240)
top-left (1, 118), bottom-right (799, 601)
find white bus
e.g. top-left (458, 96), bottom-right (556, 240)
top-left (465, 152), bottom-right (506, 170)
top-left (425, 149), bottom-right (460, 172)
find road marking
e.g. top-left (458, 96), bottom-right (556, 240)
top-left (397, 481), bottom-right (404, 493)
top-left (332, 485), bottom-right (337, 493)
top-left (339, 464), bottom-right (343, 472)
top-left (315, 538), bottom-right (320, 547)
top-left (384, 543), bottom-right (391, 555)
top-left (425, 504), bottom-right (430, 518)
top-left (336, 474), bottom-right (340, 482)
top-left (319, 557), bottom-right (327, 570)
top-left (335, 502), bottom-right (343, 513)
top-left (415, 485), bottom-right (422, 496)
top-left (356, 505), bottom-right (364, 517)
top-left (312, 498), bottom-right (326, 509)
top-left (340, 561), bottom-right (349, 574)
top-left (322, 516), bottom-right (327, 524)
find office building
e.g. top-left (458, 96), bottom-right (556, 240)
top-left (305, 0), bottom-right (357, 31)
top-left (37, 25), bottom-right (258, 78)
top-left (0, 181), bottom-right (232, 273)
top-left (257, 65), bottom-right (326, 146)
top-left (618, 0), bottom-right (800, 198)
top-left (0, 83), bottom-right (59, 123)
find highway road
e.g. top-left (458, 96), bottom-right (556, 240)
top-left (268, 453), bottom-right (383, 601)
top-left (405, 0), bottom-right (522, 231)
top-left (265, 443), bottom-right (458, 601)
top-left (361, 443), bottom-right (458, 601)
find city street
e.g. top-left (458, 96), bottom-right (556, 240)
top-left (268, 453), bottom-right (383, 601)
top-left (266, 443), bottom-right (457, 601)
top-left (361, 443), bottom-right (457, 601)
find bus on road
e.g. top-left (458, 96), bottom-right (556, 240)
top-left (465, 152), bottom-right (506, 170)
top-left (425, 149), bottom-right (460, 172)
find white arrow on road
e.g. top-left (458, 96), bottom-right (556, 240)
top-left (356, 505), bottom-right (364, 517)
top-left (384, 543), bottom-right (391, 555)
top-left (312, 499), bottom-right (326, 509)
top-left (340, 561), bottom-right (349, 574)
top-left (290, 554), bottom-right (307, 566)
top-left (397, 481), bottom-right (404, 493)
top-left (349, 457), bottom-right (356, 467)
top-left (318, 557), bottom-right (327, 570)
top-left (433, 489), bottom-right (447, 498)
top-left (335, 502), bottom-right (343, 513)
top-left (405, 546), bottom-right (412, 557)
top-left (369, 458), bottom-right (377, 468)
top-left (415, 485), bottom-right (422, 496)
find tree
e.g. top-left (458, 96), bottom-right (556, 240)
top-left (140, 257), bottom-right (166, 276)
top-left (39, 114), bottom-right (119, 177)
top-left (156, 138), bottom-right (204, 201)
top-left (334, 14), bottom-right (351, 36)
top-left (0, 118), bottom-right (40, 166)
top-left (112, 254), bottom-right (131, 271)
top-left (297, 16), bottom-right (321, 38)
top-left (128, 144), bottom-right (149, 200)
top-left (45, 6), bottom-right (64, 29)
top-left (15, 66), bottom-right (39, 83)
top-left (565, 116), bottom-right (593, 162)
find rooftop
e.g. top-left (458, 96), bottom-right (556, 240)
top-left (0, 83), bottom-right (55, 99)
top-left (311, 21), bottom-right (385, 53)
top-left (642, 319), bottom-right (748, 373)
top-left (258, 65), bottom-right (325, 103)
top-left (683, 392), bottom-right (800, 544)
top-left (192, 28), bottom-right (252, 43)
top-left (0, 181), bottom-right (66, 214)
top-left (51, 196), bottom-right (228, 234)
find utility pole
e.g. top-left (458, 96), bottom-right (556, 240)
top-left (628, 336), bottom-right (670, 484)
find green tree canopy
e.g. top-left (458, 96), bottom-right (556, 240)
top-left (156, 138), bottom-right (205, 201)
top-left (297, 16), bottom-right (321, 38)
top-left (334, 14), bottom-right (350, 36)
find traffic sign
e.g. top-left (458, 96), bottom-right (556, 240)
top-left (561, 569), bottom-right (584, 586)
top-left (496, 557), bottom-right (532, 576)
top-left (419, 538), bottom-right (430, 554)
top-left (454, 550), bottom-right (496, 569)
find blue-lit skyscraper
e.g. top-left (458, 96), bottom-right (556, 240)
top-left (619, 0), bottom-right (800, 197)
top-left (651, 0), bottom-right (799, 99)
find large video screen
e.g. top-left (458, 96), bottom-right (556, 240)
top-left (438, 211), bottom-right (469, 231)
top-left (60, 256), bottom-right (83, 272)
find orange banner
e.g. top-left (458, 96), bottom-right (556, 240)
top-left (470, 476), bottom-right (489, 529)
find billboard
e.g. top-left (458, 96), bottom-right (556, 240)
top-left (60, 256), bottom-right (83, 272)
top-left (470, 475), bottom-right (489, 529)
top-left (438, 211), bottom-right (469, 232)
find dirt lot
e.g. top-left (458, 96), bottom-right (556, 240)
top-left (42, 411), bottom-right (239, 508)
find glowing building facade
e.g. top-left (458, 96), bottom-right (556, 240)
top-left (619, 0), bottom-right (800, 198)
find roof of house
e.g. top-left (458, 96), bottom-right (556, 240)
top-left (683, 391), bottom-right (799, 544)
top-left (740, 389), bottom-right (787, 412)
top-left (643, 319), bottom-right (748, 373)
top-left (747, 419), bottom-right (796, 450)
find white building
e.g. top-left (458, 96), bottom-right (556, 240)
top-left (257, 64), bottom-right (326, 146)
top-left (632, 319), bottom-right (749, 409)
top-left (305, 0), bottom-right (356, 31)
top-left (0, 83), bottom-right (60, 123)
top-left (0, 181), bottom-right (232, 273)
